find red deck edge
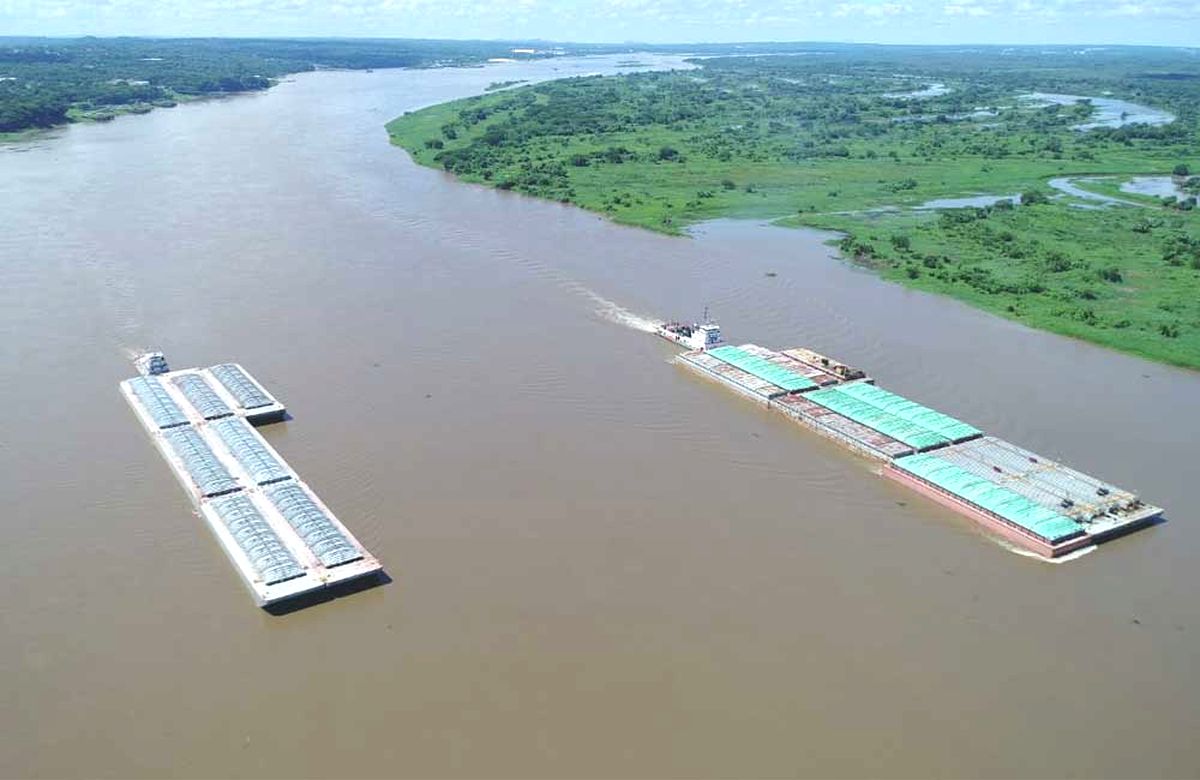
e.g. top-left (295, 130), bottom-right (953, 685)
top-left (884, 464), bottom-right (1095, 558)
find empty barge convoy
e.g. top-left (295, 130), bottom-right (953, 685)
top-left (663, 322), bottom-right (1162, 558)
top-left (121, 353), bottom-right (382, 607)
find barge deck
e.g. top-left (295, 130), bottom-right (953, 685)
top-left (674, 340), bottom-right (1161, 557)
top-left (121, 362), bottom-right (382, 606)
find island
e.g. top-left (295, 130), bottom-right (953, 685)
top-left (387, 45), bottom-right (1200, 369)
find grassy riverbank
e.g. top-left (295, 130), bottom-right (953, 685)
top-left (387, 46), bottom-right (1200, 369)
top-left (0, 37), bottom-right (558, 135)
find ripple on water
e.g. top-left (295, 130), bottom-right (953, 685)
top-left (5, 56), bottom-right (1200, 779)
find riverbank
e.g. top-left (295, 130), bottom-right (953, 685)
top-left (2, 89), bottom-right (259, 142)
top-left (386, 53), bottom-right (1200, 369)
top-left (787, 203), bottom-right (1200, 369)
top-left (0, 37), bottom-right (560, 136)
top-left (7, 53), bottom-right (1200, 779)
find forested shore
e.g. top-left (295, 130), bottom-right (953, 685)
top-left (388, 45), bottom-right (1200, 368)
top-left (0, 37), bottom-right (554, 133)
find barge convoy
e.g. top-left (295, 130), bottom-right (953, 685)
top-left (121, 353), bottom-right (382, 607)
top-left (658, 319), bottom-right (1162, 558)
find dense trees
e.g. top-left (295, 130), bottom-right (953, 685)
top-left (396, 44), bottom-right (1200, 206)
top-left (390, 45), bottom-right (1200, 367)
top-left (0, 87), bottom-right (67, 131)
top-left (0, 37), bottom-right (549, 133)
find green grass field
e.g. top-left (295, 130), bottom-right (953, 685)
top-left (387, 49), bottom-right (1200, 368)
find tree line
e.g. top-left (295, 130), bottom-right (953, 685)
top-left (0, 37), bottom-right (550, 133)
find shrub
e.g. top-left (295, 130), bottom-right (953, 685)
top-left (1173, 163), bottom-right (1190, 177)
top-left (838, 237), bottom-right (876, 261)
top-left (1098, 266), bottom-right (1123, 283)
top-left (939, 208), bottom-right (986, 228)
top-left (603, 146), bottom-right (634, 164)
top-left (1044, 251), bottom-right (1072, 273)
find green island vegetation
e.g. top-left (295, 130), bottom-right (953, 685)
top-left (387, 45), bottom-right (1200, 368)
top-left (2, 37), bottom-right (800, 136)
top-left (485, 80), bottom-right (529, 91)
top-left (0, 37), bottom-right (558, 135)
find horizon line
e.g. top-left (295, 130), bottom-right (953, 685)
top-left (0, 34), bottom-right (1198, 51)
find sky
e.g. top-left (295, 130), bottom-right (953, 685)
top-left (2, 0), bottom-right (1199, 46)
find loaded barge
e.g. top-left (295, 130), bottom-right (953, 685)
top-left (664, 322), bottom-right (1162, 558)
top-left (121, 353), bottom-right (382, 606)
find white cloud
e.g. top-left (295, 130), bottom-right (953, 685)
top-left (944, 0), bottom-right (992, 16)
top-left (0, 0), bottom-right (1197, 43)
top-left (833, 2), bottom-right (912, 18)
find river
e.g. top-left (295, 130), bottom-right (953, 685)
top-left (2, 55), bottom-right (1199, 778)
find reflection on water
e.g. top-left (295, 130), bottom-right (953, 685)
top-left (1121, 175), bottom-right (1192, 200)
top-left (2, 56), bottom-right (1199, 779)
top-left (915, 193), bottom-right (1020, 209)
top-left (1048, 176), bottom-right (1144, 207)
top-left (883, 82), bottom-right (951, 99)
top-left (1023, 91), bottom-right (1176, 131)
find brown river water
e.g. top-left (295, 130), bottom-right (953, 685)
top-left (2, 55), bottom-right (1199, 778)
